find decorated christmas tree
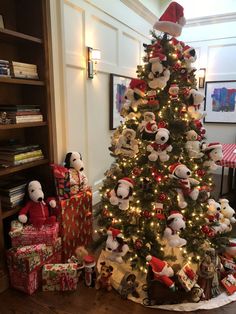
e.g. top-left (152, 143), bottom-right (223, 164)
top-left (95, 1), bottom-right (236, 304)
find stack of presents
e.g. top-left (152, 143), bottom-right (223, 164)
top-left (6, 152), bottom-right (93, 294)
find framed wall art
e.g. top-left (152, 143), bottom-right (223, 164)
top-left (204, 80), bottom-right (236, 123)
top-left (109, 73), bottom-right (132, 130)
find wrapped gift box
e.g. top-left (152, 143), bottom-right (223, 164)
top-left (51, 164), bottom-right (70, 200)
top-left (8, 239), bottom-right (62, 295)
top-left (42, 263), bottom-right (78, 291)
top-left (10, 222), bottom-right (59, 247)
top-left (177, 264), bottom-right (198, 292)
top-left (221, 274), bottom-right (236, 295)
top-left (59, 188), bottom-right (93, 261)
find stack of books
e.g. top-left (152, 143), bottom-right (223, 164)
top-left (0, 144), bottom-right (44, 167)
top-left (0, 60), bottom-right (10, 77)
top-left (0, 105), bottom-right (43, 123)
top-left (0, 179), bottom-right (27, 209)
top-left (11, 61), bottom-right (39, 80)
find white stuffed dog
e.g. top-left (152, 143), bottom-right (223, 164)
top-left (169, 163), bottom-right (199, 208)
top-left (147, 128), bottom-right (172, 162)
top-left (164, 211), bottom-right (187, 247)
top-left (185, 130), bottom-right (204, 159)
top-left (106, 228), bottom-right (129, 263)
top-left (187, 89), bottom-right (205, 120)
top-left (109, 177), bottom-right (134, 210)
top-left (220, 199), bottom-right (236, 224)
top-left (183, 45), bottom-right (197, 72)
top-left (122, 78), bottom-right (147, 112)
top-left (202, 142), bottom-right (223, 171)
top-left (64, 152), bottom-right (88, 193)
top-left (115, 129), bottom-right (139, 158)
top-left (148, 51), bottom-right (170, 90)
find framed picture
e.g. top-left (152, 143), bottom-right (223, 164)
top-left (109, 73), bottom-right (132, 130)
top-left (0, 15), bottom-right (4, 29)
top-left (204, 80), bottom-right (236, 123)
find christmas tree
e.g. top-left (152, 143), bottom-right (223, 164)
top-left (94, 1), bottom-right (235, 302)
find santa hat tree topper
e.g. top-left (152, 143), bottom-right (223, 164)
top-left (153, 1), bottom-right (186, 37)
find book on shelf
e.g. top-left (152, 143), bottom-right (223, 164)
top-left (0, 155), bottom-right (44, 167)
top-left (13, 73), bottom-right (39, 80)
top-left (2, 111), bottom-right (41, 116)
top-left (0, 105), bottom-right (40, 111)
top-left (0, 149), bottom-right (43, 162)
top-left (12, 61), bottom-right (37, 70)
top-left (0, 144), bottom-right (40, 153)
top-left (0, 179), bottom-right (27, 195)
top-left (10, 115), bottom-right (43, 123)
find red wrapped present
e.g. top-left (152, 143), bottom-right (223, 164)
top-left (51, 164), bottom-right (71, 200)
top-left (42, 263), bottom-right (78, 291)
top-left (221, 274), bottom-right (236, 295)
top-left (10, 222), bottom-right (59, 247)
top-left (8, 239), bottom-right (62, 295)
top-left (177, 264), bottom-right (198, 292)
top-left (59, 188), bottom-right (93, 261)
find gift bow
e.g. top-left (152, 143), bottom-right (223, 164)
top-left (184, 266), bottom-right (195, 280)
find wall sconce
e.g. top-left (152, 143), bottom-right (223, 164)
top-left (198, 68), bottom-right (206, 88)
top-left (87, 47), bottom-right (101, 79)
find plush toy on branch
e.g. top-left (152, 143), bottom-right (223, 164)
top-left (114, 129), bottom-right (139, 158)
top-left (122, 78), bottom-right (147, 112)
top-left (95, 261), bottom-right (113, 291)
top-left (202, 142), bottom-right (223, 171)
top-left (106, 228), bottom-right (129, 263)
top-left (18, 180), bottom-right (57, 228)
top-left (168, 83), bottom-right (179, 100)
top-left (187, 89), bottom-right (205, 120)
top-left (183, 46), bottom-right (197, 72)
top-left (139, 112), bottom-right (158, 141)
top-left (109, 177), bottom-right (134, 210)
top-left (64, 151), bottom-right (88, 193)
top-left (147, 127), bottom-right (172, 162)
top-left (163, 211), bottom-right (187, 247)
top-left (169, 163), bottom-right (200, 208)
top-left (148, 51), bottom-right (170, 90)
top-left (185, 130), bottom-right (204, 159)
top-left (220, 199), bottom-right (236, 224)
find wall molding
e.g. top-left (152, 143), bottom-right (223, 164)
top-left (120, 0), bottom-right (157, 25)
top-left (186, 12), bottom-right (236, 27)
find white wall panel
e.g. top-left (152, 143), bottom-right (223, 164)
top-left (121, 32), bottom-right (140, 69)
top-left (91, 16), bottom-right (118, 66)
top-left (64, 2), bottom-right (85, 67)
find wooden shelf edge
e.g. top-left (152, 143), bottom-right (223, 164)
top-left (0, 159), bottom-right (49, 177)
top-left (2, 206), bottom-right (20, 219)
top-left (0, 27), bottom-right (42, 44)
top-left (0, 77), bottom-right (44, 86)
top-left (0, 121), bottom-right (47, 130)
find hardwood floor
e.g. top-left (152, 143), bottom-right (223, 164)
top-left (0, 285), bottom-right (236, 314)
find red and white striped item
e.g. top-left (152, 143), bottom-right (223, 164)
top-left (219, 144), bottom-right (236, 168)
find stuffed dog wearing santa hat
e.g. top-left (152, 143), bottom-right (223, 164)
top-left (106, 228), bottom-right (129, 263)
top-left (122, 79), bottom-right (147, 112)
top-left (64, 151), bottom-right (88, 193)
top-left (169, 163), bottom-right (199, 208)
top-left (18, 180), bottom-right (57, 228)
top-left (183, 45), bottom-right (197, 72)
top-left (147, 127), bottom-right (172, 162)
top-left (164, 211), bottom-right (187, 247)
top-left (187, 89), bottom-right (205, 120)
top-left (146, 255), bottom-right (175, 290)
top-left (202, 142), bottom-right (223, 171)
top-left (109, 177), bottom-right (134, 210)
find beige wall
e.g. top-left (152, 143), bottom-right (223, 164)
top-left (50, 0), bottom-right (152, 203)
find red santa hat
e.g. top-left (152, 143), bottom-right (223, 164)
top-left (129, 79), bottom-right (146, 97)
top-left (149, 50), bottom-right (167, 63)
top-left (146, 255), bottom-right (166, 273)
top-left (118, 177), bottom-right (134, 188)
top-left (83, 255), bottom-right (96, 268)
top-left (107, 227), bottom-right (122, 239)
top-left (153, 2), bottom-right (186, 37)
top-left (168, 210), bottom-right (183, 220)
top-left (169, 162), bottom-right (182, 174)
top-left (204, 142), bottom-right (222, 151)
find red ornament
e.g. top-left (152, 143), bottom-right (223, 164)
top-left (157, 121), bottom-right (167, 129)
top-left (134, 239), bottom-right (143, 250)
top-left (102, 209), bottom-right (109, 217)
top-left (133, 167), bottom-right (142, 176)
top-left (106, 191), bottom-right (111, 198)
top-left (158, 193), bottom-right (167, 202)
top-left (143, 210), bottom-right (151, 219)
top-left (151, 168), bottom-right (164, 183)
top-left (201, 225), bottom-right (215, 238)
top-left (196, 169), bottom-right (206, 177)
top-left (173, 63), bottom-right (181, 71)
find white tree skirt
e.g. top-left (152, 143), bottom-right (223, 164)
top-left (98, 250), bottom-right (236, 311)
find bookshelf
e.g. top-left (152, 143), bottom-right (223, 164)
top-left (0, 0), bottom-right (55, 291)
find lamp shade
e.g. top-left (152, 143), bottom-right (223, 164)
top-left (91, 49), bottom-right (101, 61)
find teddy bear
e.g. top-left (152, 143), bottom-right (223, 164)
top-left (139, 112), bottom-right (158, 141)
top-left (168, 83), bottom-right (179, 100)
top-left (106, 228), bottom-right (129, 263)
top-left (64, 151), bottom-right (88, 193)
top-left (163, 211), bottom-right (187, 247)
top-left (187, 89), bottom-right (205, 120)
top-left (202, 142), bottom-right (223, 171)
top-left (9, 220), bottom-right (23, 237)
top-left (146, 255), bottom-right (175, 290)
top-left (114, 129), bottom-right (139, 158)
top-left (185, 130), bottom-right (204, 159)
top-left (95, 261), bottom-right (113, 291)
top-left (118, 272), bottom-right (140, 299)
top-left (18, 180), bottom-right (57, 228)
top-left (169, 163), bottom-right (200, 209)
top-left (147, 128), bottom-right (172, 162)
top-left (122, 78), bottom-right (147, 112)
top-left (109, 177), bottom-right (134, 210)
top-left (183, 45), bottom-right (197, 72)
top-left (219, 199), bottom-right (236, 224)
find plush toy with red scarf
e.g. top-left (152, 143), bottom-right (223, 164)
top-left (18, 180), bottom-right (57, 228)
top-left (169, 163), bottom-right (199, 208)
top-left (147, 127), bottom-right (172, 162)
top-left (163, 211), bottom-right (187, 247)
top-left (106, 228), bottom-right (129, 264)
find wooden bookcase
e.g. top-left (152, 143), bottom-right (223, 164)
top-left (0, 0), bottom-right (55, 290)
